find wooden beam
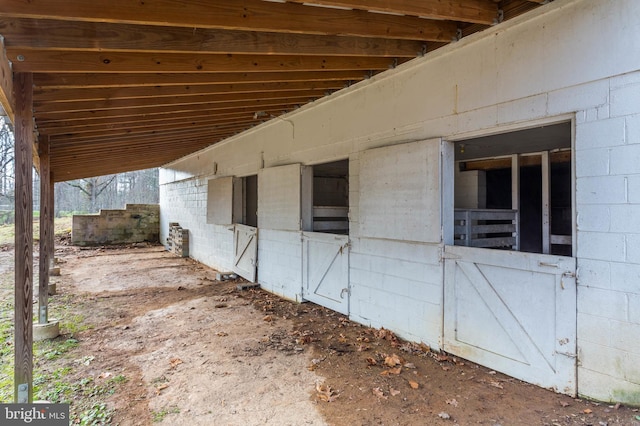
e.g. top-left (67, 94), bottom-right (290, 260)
top-left (35, 97), bottom-right (313, 122)
top-left (0, 37), bottom-right (15, 123)
top-left (37, 107), bottom-right (285, 133)
top-left (38, 136), bottom-right (51, 324)
top-left (50, 123), bottom-right (250, 147)
top-left (33, 70), bottom-right (369, 89)
top-left (288, 0), bottom-right (498, 25)
top-left (34, 88), bottom-right (329, 113)
top-left (34, 80), bottom-right (347, 103)
top-left (0, 18), bottom-right (426, 57)
top-left (48, 118), bottom-right (258, 142)
top-left (13, 72), bottom-right (34, 403)
top-left (0, 0), bottom-right (457, 41)
top-left (9, 49), bottom-right (403, 74)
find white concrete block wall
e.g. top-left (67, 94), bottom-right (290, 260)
top-left (160, 175), bottom-right (234, 271)
top-left (159, 0), bottom-right (640, 403)
top-left (573, 71), bottom-right (640, 403)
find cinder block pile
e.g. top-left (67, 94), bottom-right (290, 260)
top-left (167, 222), bottom-right (189, 257)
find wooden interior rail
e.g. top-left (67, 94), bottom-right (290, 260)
top-left (454, 208), bottom-right (518, 249)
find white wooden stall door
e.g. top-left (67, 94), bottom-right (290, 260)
top-left (443, 245), bottom-right (576, 395)
top-left (302, 232), bottom-right (349, 315)
top-left (257, 163), bottom-right (301, 231)
top-left (233, 224), bottom-right (258, 282)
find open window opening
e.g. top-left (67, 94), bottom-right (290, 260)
top-left (305, 160), bottom-right (349, 235)
top-left (233, 175), bottom-right (258, 227)
top-left (453, 122), bottom-right (572, 256)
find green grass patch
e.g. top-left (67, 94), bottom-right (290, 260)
top-left (0, 216), bottom-right (74, 245)
top-left (151, 406), bottom-right (180, 423)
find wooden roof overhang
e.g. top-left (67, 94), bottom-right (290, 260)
top-left (0, 0), bottom-right (545, 182)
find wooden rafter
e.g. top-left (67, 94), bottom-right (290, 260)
top-left (9, 49), bottom-right (404, 74)
top-left (288, 0), bottom-right (498, 25)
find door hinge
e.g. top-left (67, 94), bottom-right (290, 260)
top-left (340, 288), bottom-right (350, 299)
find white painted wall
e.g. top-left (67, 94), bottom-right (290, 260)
top-left (160, 0), bottom-right (640, 404)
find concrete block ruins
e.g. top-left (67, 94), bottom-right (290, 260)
top-left (72, 204), bottom-right (159, 246)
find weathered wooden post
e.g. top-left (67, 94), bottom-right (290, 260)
top-left (13, 71), bottom-right (34, 403)
top-left (34, 136), bottom-right (59, 341)
top-left (38, 137), bottom-right (51, 323)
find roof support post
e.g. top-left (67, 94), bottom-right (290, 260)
top-left (38, 136), bottom-right (51, 324)
top-left (13, 71), bottom-right (34, 404)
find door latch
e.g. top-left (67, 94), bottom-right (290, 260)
top-left (560, 271), bottom-right (576, 289)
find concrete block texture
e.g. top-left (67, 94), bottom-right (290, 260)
top-left (72, 204), bottom-right (159, 246)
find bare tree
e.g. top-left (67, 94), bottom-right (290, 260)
top-left (0, 117), bottom-right (14, 208)
top-left (65, 175), bottom-right (117, 213)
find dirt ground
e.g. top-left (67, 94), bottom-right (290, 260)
top-left (23, 243), bottom-right (640, 425)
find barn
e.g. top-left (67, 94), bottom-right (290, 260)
top-left (1, 0), bottom-right (639, 405)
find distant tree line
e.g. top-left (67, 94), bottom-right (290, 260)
top-left (0, 118), bottom-right (159, 223)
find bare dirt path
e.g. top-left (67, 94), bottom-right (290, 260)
top-left (26, 244), bottom-right (640, 425)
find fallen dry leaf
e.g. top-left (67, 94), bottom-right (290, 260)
top-left (390, 388), bottom-right (401, 397)
top-left (385, 354), bottom-right (402, 367)
top-left (169, 358), bottom-right (183, 368)
top-left (446, 398), bottom-right (459, 407)
top-left (380, 367), bottom-right (402, 376)
top-left (583, 408), bottom-right (593, 414)
top-left (316, 383), bottom-right (339, 402)
top-left (559, 401), bottom-right (570, 407)
top-left (263, 315), bottom-right (273, 322)
top-left (365, 357), bottom-right (377, 366)
top-left (409, 380), bottom-right (419, 389)
top-left (372, 387), bottom-right (387, 399)
top-left (434, 353), bottom-right (450, 362)
top-left (490, 381), bottom-right (504, 389)
top-left (98, 372), bottom-right (112, 379)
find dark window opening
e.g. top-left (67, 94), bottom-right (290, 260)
top-left (309, 160), bottom-right (349, 235)
top-left (453, 122), bottom-right (572, 256)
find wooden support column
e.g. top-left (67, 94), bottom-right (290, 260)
top-left (38, 137), bottom-right (51, 324)
top-left (13, 72), bottom-right (34, 403)
top-left (49, 172), bottom-right (55, 275)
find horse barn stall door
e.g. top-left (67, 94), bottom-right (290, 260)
top-left (207, 175), bottom-right (258, 282)
top-left (301, 160), bottom-right (350, 315)
top-left (443, 123), bottom-right (577, 395)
